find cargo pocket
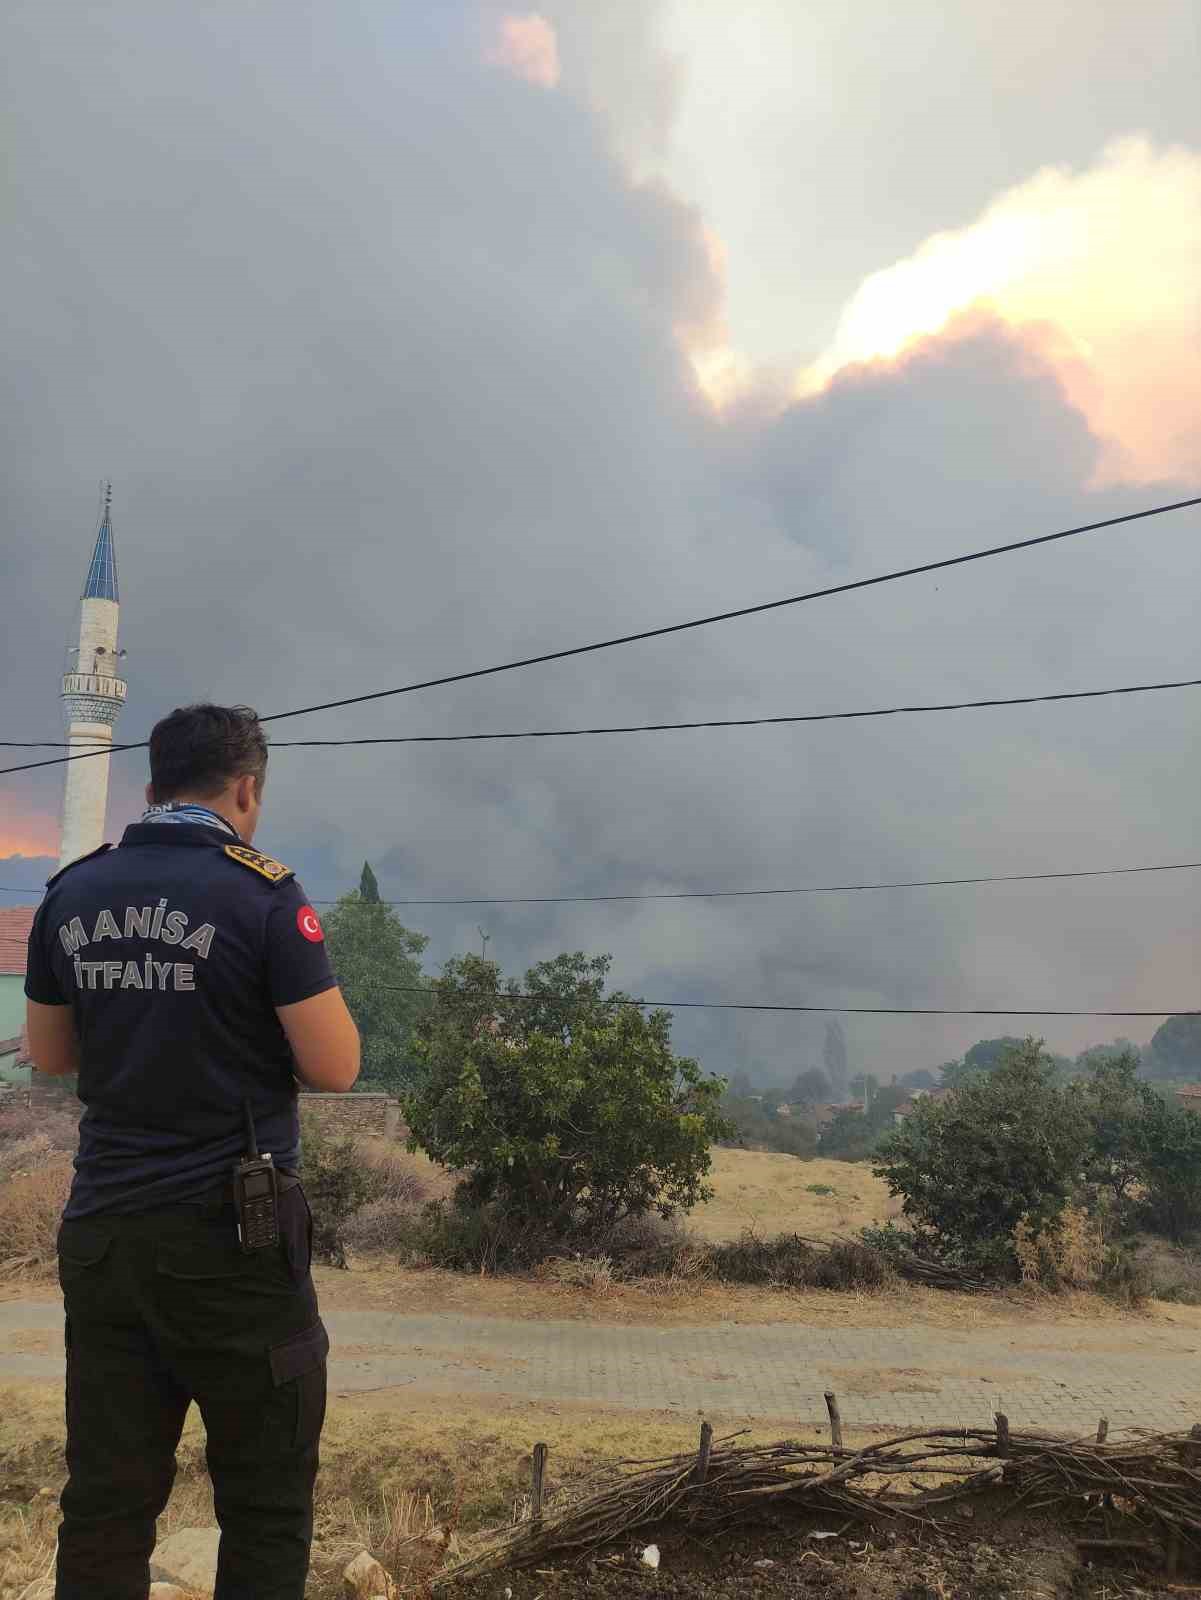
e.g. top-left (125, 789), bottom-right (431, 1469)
top-left (57, 1221), bottom-right (113, 1297)
top-left (268, 1320), bottom-right (329, 1450)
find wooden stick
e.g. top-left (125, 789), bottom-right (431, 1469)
top-left (824, 1391), bottom-right (843, 1450)
top-left (531, 1442), bottom-right (548, 1523)
top-left (695, 1421), bottom-right (713, 1485)
top-left (1096, 1418), bottom-right (1109, 1444)
top-left (994, 1413), bottom-right (1010, 1457)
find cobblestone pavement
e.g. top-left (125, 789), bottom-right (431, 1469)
top-left (2, 1300), bottom-right (1197, 1431)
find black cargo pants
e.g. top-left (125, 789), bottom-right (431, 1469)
top-left (55, 1183), bottom-right (327, 1600)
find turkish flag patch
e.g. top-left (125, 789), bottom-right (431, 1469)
top-left (297, 905), bottom-right (324, 942)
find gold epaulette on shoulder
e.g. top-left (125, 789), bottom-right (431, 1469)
top-left (224, 843), bottom-right (294, 884)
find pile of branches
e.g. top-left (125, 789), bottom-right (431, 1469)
top-left (436, 1423), bottom-right (1201, 1588)
top-left (797, 1232), bottom-right (986, 1292)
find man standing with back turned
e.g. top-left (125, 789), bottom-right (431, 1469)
top-left (24, 704), bottom-right (361, 1600)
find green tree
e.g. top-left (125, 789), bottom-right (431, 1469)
top-left (874, 1038), bottom-right (1089, 1273)
top-left (820, 1084), bottom-right (906, 1160)
top-left (1075, 1046), bottom-right (1156, 1206)
top-left (789, 1066), bottom-right (831, 1106)
top-left (403, 951), bottom-right (733, 1233)
top-left (359, 861), bottom-right (381, 903)
top-left (1139, 1099), bottom-right (1201, 1241)
top-left (823, 1020), bottom-right (848, 1097)
top-left (322, 888), bottom-right (429, 1091)
top-left (899, 1068), bottom-right (938, 1091)
top-left (1145, 1016), bottom-right (1201, 1082)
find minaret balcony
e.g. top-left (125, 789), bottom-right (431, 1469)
top-left (62, 671), bottom-right (128, 702)
top-left (61, 672), bottom-right (128, 729)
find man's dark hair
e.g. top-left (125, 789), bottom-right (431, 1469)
top-left (148, 704), bottom-right (268, 802)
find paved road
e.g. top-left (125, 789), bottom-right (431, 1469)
top-left (2, 1301), bottom-right (1197, 1432)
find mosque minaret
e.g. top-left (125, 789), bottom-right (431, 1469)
top-left (58, 484), bottom-right (128, 869)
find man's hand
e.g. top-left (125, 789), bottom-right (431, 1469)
top-left (25, 999), bottom-right (80, 1077)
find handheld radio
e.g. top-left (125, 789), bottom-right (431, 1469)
top-left (233, 1100), bottom-right (280, 1253)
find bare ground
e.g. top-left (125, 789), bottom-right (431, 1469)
top-left (0, 1384), bottom-right (1186, 1599)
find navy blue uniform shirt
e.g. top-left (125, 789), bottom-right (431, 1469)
top-left (24, 821), bottom-right (337, 1218)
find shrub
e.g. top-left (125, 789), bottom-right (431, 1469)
top-left (341, 1196), bottom-right (423, 1256)
top-left (700, 1230), bottom-right (891, 1291)
top-left (535, 1255), bottom-right (618, 1295)
top-left (405, 952), bottom-right (733, 1235)
top-left (0, 1157), bottom-right (73, 1273)
top-left (300, 1119), bottom-right (387, 1268)
top-left (1013, 1205), bottom-right (1105, 1289)
top-left (1138, 1100), bottom-right (1201, 1242)
top-left (874, 1038), bottom-right (1089, 1275)
top-left (390, 1198), bottom-right (558, 1274)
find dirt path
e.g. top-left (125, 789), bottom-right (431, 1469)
top-left (3, 1299), bottom-right (1198, 1432)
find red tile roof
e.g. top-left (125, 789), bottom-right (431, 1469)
top-left (1177, 1084), bottom-right (1201, 1100)
top-left (0, 906), bottom-right (36, 977)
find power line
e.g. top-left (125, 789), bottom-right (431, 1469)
top-left (308, 857), bottom-right (1201, 906)
top-left (5, 670), bottom-right (1201, 774)
top-left (4, 854), bottom-right (1201, 905)
top-left (375, 984), bottom-right (1196, 1018)
top-left (3, 492), bottom-right (1197, 778)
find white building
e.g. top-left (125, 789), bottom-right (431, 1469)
top-left (58, 486), bottom-right (127, 869)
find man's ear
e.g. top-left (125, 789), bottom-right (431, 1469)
top-left (235, 772), bottom-right (257, 812)
top-left (145, 783), bottom-right (155, 805)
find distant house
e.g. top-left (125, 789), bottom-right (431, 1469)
top-left (811, 1101), bottom-right (864, 1136)
top-left (0, 906), bottom-right (36, 1087)
top-left (1176, 1085), bottom-right (1201, 1114)
top-left (892, 1087), bottom-right (954, 1126)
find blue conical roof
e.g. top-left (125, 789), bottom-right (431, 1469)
top-left (82, 508), bottom-right (118, 602)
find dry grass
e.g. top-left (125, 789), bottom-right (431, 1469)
top-left (0, 1160), bottom-right (72, 1280)
top-left (688, 1151), bottom-right (900, 1242)
top-left (355, 1144), bottom-right (898, 1246)
top-left (0, 1497), bottom-right (59, 1600)
top-left (534, 1255), bottom-right (618, 1295)
top-left (0, 1381), bottom-right (805, 1600)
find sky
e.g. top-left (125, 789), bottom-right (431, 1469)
top-left (2, 0), bottom-right (1199, 1082)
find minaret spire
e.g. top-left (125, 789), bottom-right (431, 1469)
top-left (58, 485), bottom-right (129, 869)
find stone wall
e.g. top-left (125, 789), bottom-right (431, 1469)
top-left (18, 1079), bottom-right (406, 1141)
top-left (298, 1091), bottom-right (406, 1140)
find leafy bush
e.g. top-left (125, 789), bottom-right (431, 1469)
top-left (720, 1098), bottom-right (819, 1159)
top-left (1137, 1100), bottom-right (1201, 1242)
top-left (404, 952), bottom-right (733, 1234)
top-left (390, 1197), bottom-right (561, 1274)
top-left (874, 1038), bottom-right (1089, 1275)
top-left (1074, 1047), bottom-right (1157, 1208)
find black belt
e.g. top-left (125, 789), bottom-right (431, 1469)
top-left (181, 1169), bottom-right (302, 1209)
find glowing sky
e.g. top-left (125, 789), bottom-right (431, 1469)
top-left (488, 7), bottom-right (1200, 484)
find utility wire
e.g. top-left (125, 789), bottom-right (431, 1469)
top-left (374, 984), bottom-right (1197, 1018)
top-left (307, 857), bottom-right (1201, 906)
top-left (3, 492), bottom-right (1197, 778)
top-left (5, 671), bottom-right (1201, 774)
top-left (4, 855), bottom-right (1201, 905)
